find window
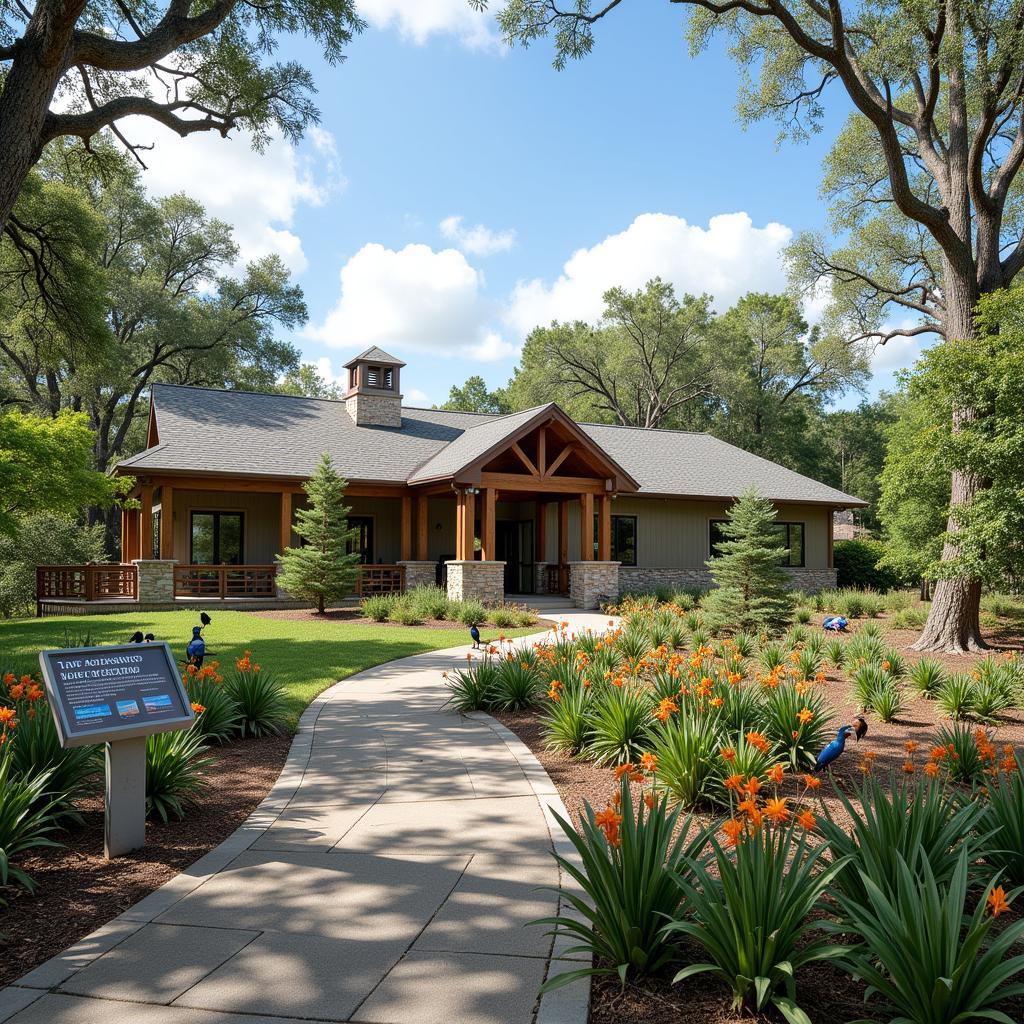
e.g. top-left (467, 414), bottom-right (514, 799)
top-left (152, 511), bottom-right (160, 558)
top-left (709, 519), bottom-right (805, 567)
top-left (347, 516), bottom-right (374, 563)
top-left (594, 514), bottom-right (637, 566)
top-left (190, 512), bottom-right (243, 564)
top-left (364, 366), bottom-right (394, 390)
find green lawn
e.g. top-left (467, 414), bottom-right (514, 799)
top-left (2, 611), bottom-right (541, 727)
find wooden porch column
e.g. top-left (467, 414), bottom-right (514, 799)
top-left (558, 500), bottom-right (569, 565)
top-left (456, 489), bottom-right (476, 560)
top-left (401, 494), bottom-right (412, 561)
top-left (280, 491), bottom-right (292, 554)
top-left (536, 501), bottom-right (548, 562)
top-left (598, 493), bottom-right (612, 561)
top-left (579, 492), bottom-right (594, 559)
top-left (416, 495), bottom-right (429, 560)
top-left (140, 485), bottom-right (154, 559)
top-left (159, 485), bottom-right (174, 559)
top-left (480, 487), bottom-right (496, 560)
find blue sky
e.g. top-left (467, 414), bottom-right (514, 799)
top-left (134, 1), bottom-right (923, 409)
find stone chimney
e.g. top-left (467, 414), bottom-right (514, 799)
top-left (342, 347), bottom-right (405, 428)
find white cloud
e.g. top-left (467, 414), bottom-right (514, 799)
top-left (505, 212), bottom-right (794, 335)
top-left (440, 215), bottom-right (516, 257)
top-left (126, 121), bottom-right (343, 275)
top-left (870, 328), bottom-right (931, 374)
top-left (406, 387), bottom-right (432, 405)
top-left (309, 242), bottom-right (516, 360)
top-left (358, 0), bottom-right (497, 48)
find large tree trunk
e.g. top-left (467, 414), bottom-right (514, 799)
top-left (911, 266), bottom-right (988, 653)
top-left (0, 1), bottom-right (82, 232)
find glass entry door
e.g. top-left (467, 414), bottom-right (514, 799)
top-left (190, 512), bottom-right (243, 564)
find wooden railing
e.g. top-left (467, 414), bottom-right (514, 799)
top-left (546, 564), bottom-right (570, 596)
top-left (356, 564), bottom-right (406, 596)
top-left (37, 564), bottom-right (138, 603)
top-left (173, 564), bottom-right (278, 599)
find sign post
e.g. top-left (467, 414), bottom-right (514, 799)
top-left (38, 642), bottom-right (194, 859)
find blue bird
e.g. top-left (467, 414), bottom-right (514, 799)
top-left (469, 624), bottom-right (481, 649)
top-left (814, 725), bottom-right (854, 772)
top-left (186, 626), bottom-right (206, 668)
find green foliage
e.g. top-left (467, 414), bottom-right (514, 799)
top-left (541, 685), bottom-right (592, 754)
top-left (762, 684), bottom-right (832, 769)
top-left (933, 723), bottom-right (988, 785)
top-left (703, 489), bottom-right (795, 634)
top-left (817, 772), bottom-right (986, 907)
top-left (388, 598), bottom-right (424, 626)
top-left (585, 685), bottom-right (654, 766)
top-left (0, 512), bottom-right (106, 618)
top-left (936, 673), bottom-right (976, 721)
top-left (834, 538), bottom-right (902, 592)
top-left (406, 586), bottom-right (450, 621)
top-left (489, 604), bottom-right (521, 629)
top-left (444, 662), bottom-right (500, 713)
top-left (536, 780), bottom-right (710, 990)
top-left (277, 454), bottom-right (361, 613)
top-left (437, 375), bottom-right (511, 414)
top-left (907, 657), bottom-right (947, 698)
top-left (849, 662), bottom-right (892, 711)
top-left (0, 411), bottom-right (116, 536)
top-left (651, 707), bottom-right (722, 809)
top-left (361, 594), bottom-right (396, 622)
top-left (666, 822), bottom-right (846, 1021)
top-left (867, 681), bottom-right (907, 723)
top-left (824, 637), bottom-right (846, 669)
top-left (185, 677), bottom-right (241, 744)
top-left (492, 657), bottom-right (544, 711)
top-left (454, 600), bottom-right (487, 626)
top-left (833, 849), bottom-right (1024, 1024)
top-left (711, 731), bottom-right (782, 806)
top-left (225, 666), bottom-right (288, 737)
top-left (890, 605), bottom-right (928, 629)
top-left (978, 756), bottom-right (1024, 887)
top-left (0, 749), bottom-right (64, 897)
top-left (146, 729), bottom-right (212, 822)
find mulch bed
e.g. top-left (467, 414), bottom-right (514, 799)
top-left (0, 732), bottom-right (291, 988)
top-left (496, 613), bottom-right (1024, 1024)
top-left (251, 606), bottom-right (550, 632)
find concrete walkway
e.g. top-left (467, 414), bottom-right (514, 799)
top-left (0, 613), bottom-right (611, 1024)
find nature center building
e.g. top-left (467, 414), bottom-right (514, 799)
top-left (109, 347), bottom-right (865, 611)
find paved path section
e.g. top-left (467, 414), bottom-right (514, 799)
top-left (1, 613), bottom-right (611, 1024)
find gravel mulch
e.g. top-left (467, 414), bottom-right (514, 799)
top-left (0, 732), bottom-right (291, 988)
top-left (496, 614), bottom-right (1024, 1024)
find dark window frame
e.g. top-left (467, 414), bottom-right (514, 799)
top-left (347, 515), bottom-right (375, 564)
top-left (594, 513), bottom-right (638, 566)
top-left (189, 510), bottom-right (245, 565)
top-left (709, 518), bottom-right (805, 568)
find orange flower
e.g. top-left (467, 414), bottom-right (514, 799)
top-left (923, 761), bottom-right (940, 777)
top-left (191, 702), bottom-right (206, 714)
top-left (987, 885), bottom-right (1011, 917)
top-left (709, 696), bottom-right (724, 708)
top-left (902, 760), bottom-right (916, 774)
top-left (802, 774), bottom-right (821, 790)
top-left (745, 730), bottom-right (770, 754)
top-left (723, 773), bottom-right (745, 792)
top-left (743, 775), bottom-right (762, 797)
top-left (644, 793), bottom-right (656, 810)
top-left (720, 746), bottom-right (736, 763)
top-left (796, 809), bottom-right (817, 831)
top-left (797, 707), bottom-right (814, 726)
top-left (547, 687), bottom-right (561, 702)
top-left (614, 763), bottom-right (634, 780)
top-left (0, 707), bottom-right (16, 725)
top-left (7, 683), bottom-right (25, 701)
top-left (767, 764), bottom-right (785, 785)
top-left (904, 740), bottom-right (920, 754)
top-left (594, 806), bottom-right (622, 847)
top-left (2, 672), bottom-right (14, 686)
top-left (640, 752), bottom-right (658, 773)
top-left (721, 817), bottom-right (745, 847)
top-left (737, 797), bottom-right (762, 827)
top-left (764, 797), bottom-right (790, 824)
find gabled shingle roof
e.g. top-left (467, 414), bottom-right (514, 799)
top-left (343, 346), bottom-right (405, 368)
top-left (117, 384), bottom-right (866, 507)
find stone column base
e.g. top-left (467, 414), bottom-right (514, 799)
top-left (132, 559), bottom-right (177, 602)
top-left (398, 560), bottom-right (438, 591)
top-left (445, 560), bottom-right (505, 605)
top-left (534, 562), bottom-right (549, 595)
top-left (567, 561), bottom-right (620, 610)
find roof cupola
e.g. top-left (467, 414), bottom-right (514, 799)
top-left (342, 346), bottom-right (405, 427)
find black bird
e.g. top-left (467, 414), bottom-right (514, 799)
top-left (144, 633), bottom-right (156, 643)
top-left (200, 612), bottom-right (212, 629)
top-left (129, 631), bottom-right (144, 644)
top-left (853, 715), bottom-right (868, 742)
top-left (469, 624), bottom-right (481, 649)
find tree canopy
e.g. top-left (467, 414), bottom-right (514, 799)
top-left (438, 375), bottom-right (511, 414)
top-left (0, 0), bottom-right (364, 233)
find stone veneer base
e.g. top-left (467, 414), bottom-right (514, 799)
top-left (617, 566), bottom-right (838, 595)
top-left (567, 561), bottom-right (621, 610)
top-left (131, 559), bottom-right (177, 603)
top-left (398, 560), bottom-right (438, 591)
top-left (445, 560), bottom-right (506, 605)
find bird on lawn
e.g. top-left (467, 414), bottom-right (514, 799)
top-left (469, 624), bottom-right (482, 649)
top-left (814, 725), bottom-right (855, 773)
top-left (200, 611), bottom-right (212, 630)
top-left (144, 633), bottom-right (156, 643)
top-left (129, 631), bottom-right (144, 644)
top-left (186, 626), bottom-right (206, 668)
top-left (852, 715), bottom-right (868, 742)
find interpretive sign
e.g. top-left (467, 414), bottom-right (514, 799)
top-left (38, 642), bottom-right (193, 748)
